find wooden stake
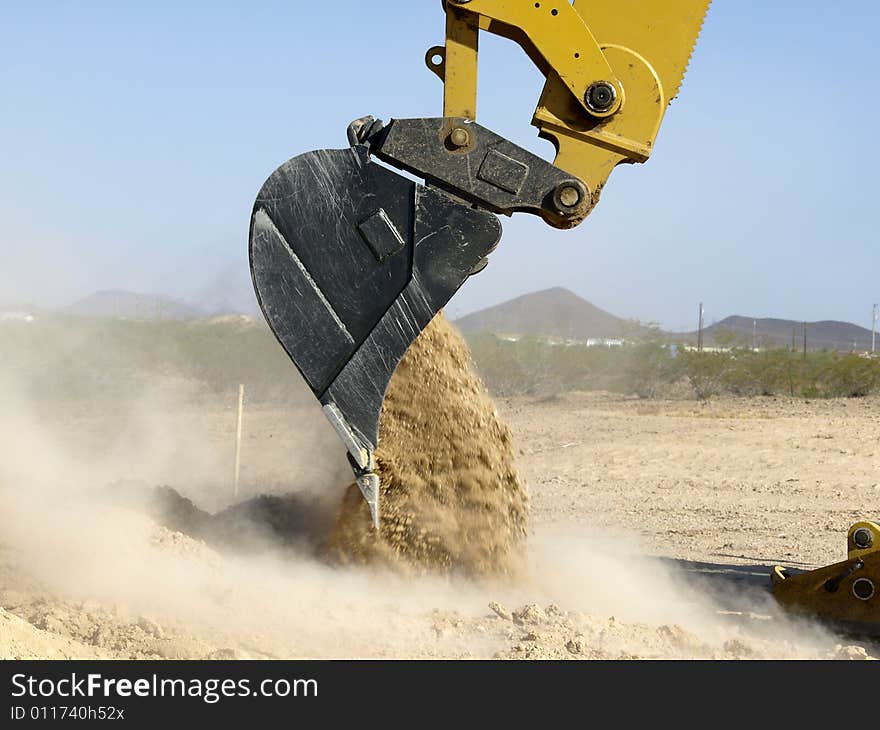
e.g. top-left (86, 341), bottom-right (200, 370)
top-left (233, 384), bottom-right (244, 498)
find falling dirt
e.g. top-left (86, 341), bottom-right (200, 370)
top-left (330, 313), bottom-right (529, 576)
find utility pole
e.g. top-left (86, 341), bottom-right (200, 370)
top-left (752, 319), bottom-right (757, 350)
top-left (791, 325), bottom-right (796, 353)
top-left (873, 303), bottom-right (878, 354)
top-left (697, 302), bottom-right (704, 352)
top-left (802, 321), bottom-right (807, 360)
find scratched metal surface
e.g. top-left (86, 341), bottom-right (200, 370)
top-left (250, 144), bottom-right (501, 450)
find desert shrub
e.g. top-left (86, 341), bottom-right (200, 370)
top-left (678, 350), bottom-right (733, 400)
top-left (754, 349), bottom-right (798, 396)
top-left (621, 339), bottom-right (680, 398)
top-left (7, 316), bottom-right (877, 407)
top-left (508, 335), bottom-right (568, 395)
top-left (721, 349), bottom-right (795, 396)
top-left (819, 353), bottom-right (880, 397)
top-left (466, 329), bottom-right (880, 402)
top-left (465, 332), bottom-right (598, 396)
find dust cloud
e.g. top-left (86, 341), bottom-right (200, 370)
top-left (0, 318), bottom-right (871, 660)
top-left (514, 527), bottom-right (849, 659)
top-left (0, 360), bottom-right (498, 658)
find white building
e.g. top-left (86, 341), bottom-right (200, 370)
top-left (0, 311), bottom-right (35, 323)
top-left (586, 337), bottom-right (624, 348)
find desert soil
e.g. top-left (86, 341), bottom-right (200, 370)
top-left (2, 390), bottom-right (879, 660)
top-left (331, 314), bottom-right (528, 575)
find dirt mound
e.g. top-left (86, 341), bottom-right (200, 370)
top-left (0, 607), bottom-right (105, 660)
top-left (102, 483), bottom-right (335, 556)
top-left (330, 313), bottom-right (529, 575)
top-left (209, 493), bottom-right (336, 554)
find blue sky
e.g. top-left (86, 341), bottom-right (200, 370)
top-left (1, 1), bottom-right (878, 330)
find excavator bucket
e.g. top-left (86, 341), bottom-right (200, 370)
top-left (249, 139), bottom-right (502, 525)
top-left (249, 0), bottom-right (711, 527)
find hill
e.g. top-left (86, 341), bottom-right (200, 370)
top-left (454, 287), bottom-right (640, 340)
top-left (698, 315), bottom-right (875, 351)
top-left (190, 261), bottom-right (261, 317)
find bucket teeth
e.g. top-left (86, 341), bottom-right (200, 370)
top-left (357, 473), bottom-right (381, 530)
top-left (322, 403), bottom-right (380, 529)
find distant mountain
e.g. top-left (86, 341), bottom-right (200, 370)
top-left (695, 315), bottom-right (875, 351)
top-left (65, 290), bottom-right (207, 320)
top-left (454, 287), bottom-right (641, 340)
top-left (190, 261), bottom-right (260, 317)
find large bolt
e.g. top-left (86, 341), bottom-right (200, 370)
top-left (557, 185), bottom-right (581, 208)
top-left (448, 127), bottom-right (471, 148)
top-left (585, 81), bottom-right (617, 113)
top-left (853, 578), bottom-right (875, 601)
top-left (551, 180), bottom-right (587, 215)
top-left (853, 527), bottom-right (874, 549)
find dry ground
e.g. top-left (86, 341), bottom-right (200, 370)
top-left (505, 392), bottom-right (880, 568)
top-left (2, 392), bottom-right (878, 659)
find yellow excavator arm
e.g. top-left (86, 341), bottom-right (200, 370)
top-left (248, 0), bottom-right (712, 526)
top-left (431, 0), bottom-right (711, 211)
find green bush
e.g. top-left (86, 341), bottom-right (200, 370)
top-left (466, 330), bottom-right (880, 402)
top-left (464, 332), bottom-right (601, 396)
top-left (678, 350), bottom-right (732, 400)
top-left (5, 316), bottom-right (878, 407)
top-left (813, 352), bottom-right (880, 397)
top-left (621, 339), bottom-right (680, 399)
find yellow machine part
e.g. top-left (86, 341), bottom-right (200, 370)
top-left (431, 0), bottom-right (711, 210)
top-left (846, 521), bottom-right (880, 561)
top-left (772, 521), bottom-right (880, 626)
